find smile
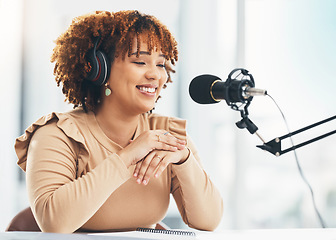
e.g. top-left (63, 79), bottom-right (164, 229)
top-left (138, 86), bottom-right (156, 93)
top-left (136, 85), bottom-right (157, 95)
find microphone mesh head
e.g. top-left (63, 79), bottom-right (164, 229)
top-left (189, 74), bottom-right (221, 104)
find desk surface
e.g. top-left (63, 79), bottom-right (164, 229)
top-left (1, 228), bottom-right (336, 240)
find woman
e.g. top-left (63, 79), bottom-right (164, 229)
top-left (15, 10), bottom-right (223, 233)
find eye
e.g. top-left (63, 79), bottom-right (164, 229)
top-left (157, 63), bottom-right (166, 68)
top-left (133, 61), bottom-right (145, 65)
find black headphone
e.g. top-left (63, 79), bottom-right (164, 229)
top-left (85, 36), bottom-right (110, 86)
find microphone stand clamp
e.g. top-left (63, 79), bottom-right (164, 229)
top-left (226, 68), bottom-right (266, 143)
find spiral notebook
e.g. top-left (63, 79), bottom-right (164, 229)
top-left (91, 227), bottom-right (197, 239)
top-left (137, 227), bottom-right (196, 237)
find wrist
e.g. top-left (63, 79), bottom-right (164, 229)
top-left (117, 149), bottom-right (132, 168)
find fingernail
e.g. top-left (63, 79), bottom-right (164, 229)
top-left (133, 173), bottom-right (138, 177)
top-left (142, 180), bottom-right (147, 185)
top-left (155, 174), bottom-right (159, 178)
top-left (136, 178), bottom-right (141, 184)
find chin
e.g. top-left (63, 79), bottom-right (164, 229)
top-left (137, 105), bottom-right (155, 114)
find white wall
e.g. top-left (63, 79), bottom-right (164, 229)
top-left (0, 0), bottom-right (24, 231)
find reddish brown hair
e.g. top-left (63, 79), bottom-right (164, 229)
top-left (51, 10), bottom-right (178, 111)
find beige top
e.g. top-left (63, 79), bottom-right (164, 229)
top-left (15, 108), bottom-right (223, 233)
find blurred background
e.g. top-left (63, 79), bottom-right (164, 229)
top-left (1, 0), bottom-right (336, 232)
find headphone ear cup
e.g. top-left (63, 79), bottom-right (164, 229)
top-left (86, 49), bottom-right (100, 82)
top-left (93, 50), bottom-right (110, 86)
top-left (85, 37), bottom-right (110, 86)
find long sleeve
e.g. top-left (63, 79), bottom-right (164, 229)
top-left (16, 111), bottom-right (223, 233)
top-left (25, 121), bottom-right (131, 233)
top-left (171, 136), bottom-right (223, 231)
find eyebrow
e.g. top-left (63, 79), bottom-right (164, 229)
top-left (130, 51), bottom-right (166, 58)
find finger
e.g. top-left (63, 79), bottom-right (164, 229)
top-left (136, 151), bottom-right (156, 184)
top-left (164, 136), bottom-right (186, 150)
top-left (141, 154), bottom-right (163, 185)
top-left (161, 134), bottom-right (186, 146)
top-left (154, 130), bottom-right (186, 145)
top-left (164, 132), bottom-right (187, 145)
top-left (133, 161), bottom-right (142, 178)
top-left (156, 142), bottom-right (179, 152)
top-left (154, 160), bottom-right (170, 179)
top-left (154, 132), bottom-right (186, 150)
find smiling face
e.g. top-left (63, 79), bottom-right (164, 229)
top-left (104, 37), bottom-right (168, 116)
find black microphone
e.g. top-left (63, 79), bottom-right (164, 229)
top-left (189, 72), bottom-right (267, 105)
top-left (189, 69), bottom-right (267, 142)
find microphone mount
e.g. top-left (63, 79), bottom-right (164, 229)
top-left (224, 68), bottom-right (265, 142)
top-left (224, 68), bottom-right (255, 110)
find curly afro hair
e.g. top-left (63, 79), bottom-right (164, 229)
top-left (51, 10), bottom-right (178, 112)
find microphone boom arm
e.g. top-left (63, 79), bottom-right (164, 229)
top-left (257, 115), bottom-right (336, 156)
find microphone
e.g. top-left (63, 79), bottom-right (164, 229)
top-left (189, 68), bottom-right (267, 142)
top-left (189, 71), bottom-right (267, 105)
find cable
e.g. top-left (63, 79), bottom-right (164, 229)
top-left (266, 93), bottom-right (327, 228)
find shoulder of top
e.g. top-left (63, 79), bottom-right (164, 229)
top-left (24, 108), bottom-right (88, 142)
top-left (15, 108), bottom-right (89, 172)
top-left (146, 113), bottom-right (187, 132)
top-left (32, 109), bottom-right (84, 127)
top-left (64, 108), bottom-right (87, 120)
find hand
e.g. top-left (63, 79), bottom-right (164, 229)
top-left (133, 147), bottom-right (190, 185)
top-left (117, 130), bottom-right (186, 168)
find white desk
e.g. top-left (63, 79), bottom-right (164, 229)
top-left (1, 228), bottom-right (336, 240)
top-left (197, 228), bottom-right (336, 240)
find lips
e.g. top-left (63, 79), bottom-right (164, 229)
top-left (136, 85), bottom-right (158, 94)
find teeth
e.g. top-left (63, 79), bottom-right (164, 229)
top-left (139, 86), bottom-right (156, 93)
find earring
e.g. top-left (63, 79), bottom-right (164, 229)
top-left (105, 83), bottom-right (111, 96)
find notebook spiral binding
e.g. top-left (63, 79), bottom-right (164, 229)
top-left (136, 227), bottom-right (196, 236)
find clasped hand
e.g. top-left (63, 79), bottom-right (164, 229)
top-left (117, 130), bottom-right (188, 185)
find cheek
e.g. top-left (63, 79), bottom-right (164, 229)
top-left (157, 75), bottom-right (168, 94)
top-left (160, 71), bottom-right (168, 86)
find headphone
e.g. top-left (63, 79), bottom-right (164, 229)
top-left (85, 36), bottom-right (110, 86)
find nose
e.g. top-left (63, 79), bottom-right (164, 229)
top-left (145, 65), bottom-right (161, 80)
